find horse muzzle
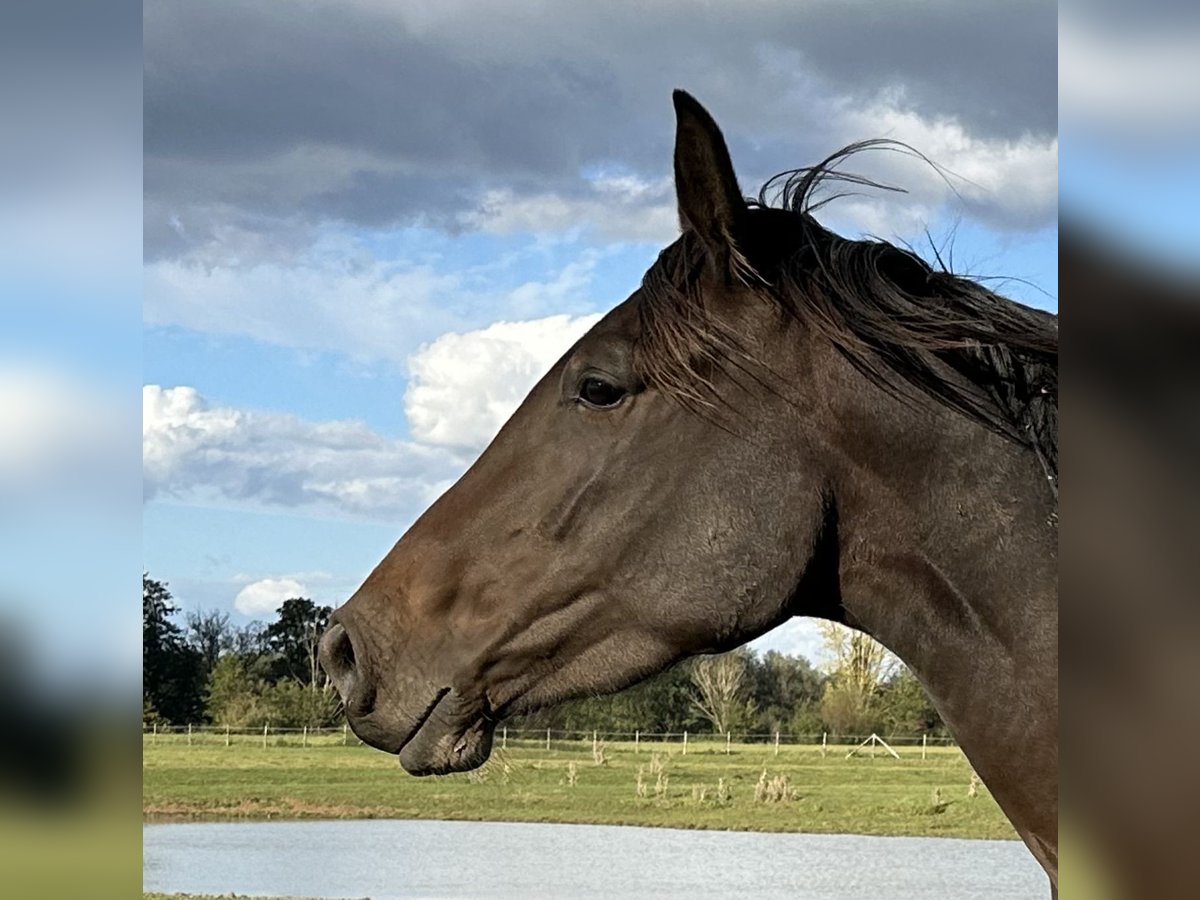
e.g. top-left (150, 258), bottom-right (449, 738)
top-left (318, 615), bottom-right (494, 774)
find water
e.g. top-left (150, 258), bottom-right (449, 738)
top-left (143, 819), bottom-right (1048, 899)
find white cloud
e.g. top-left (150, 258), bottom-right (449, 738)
top-left (808, 92), bottom-right (1058, 237)
top-left (143, 245), bottom-right (466, 365)
top-left (0, 363), bottom-right (135, 509)
top-left (405, 313), bottom-right (602, 450)
top-left (234, 576), bottom-right (309, 616)
top-left (143, 312), bottom-right (606, 516)
top-left (750, 618), bottom-right (830, 668)
top-left (143, 384), bottom-right (467, 520)
top-left (144, 233), bottom-right (609, 365)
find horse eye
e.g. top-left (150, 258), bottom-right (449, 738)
top-left (578, 376), bottom-right (626, 409)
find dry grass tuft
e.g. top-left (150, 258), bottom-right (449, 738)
top-left (648, 753), bottom-right (665, 776)
top-left (654, 770), bottom-right (670, 800)
top-left (754, 769), bottom-right (796, 803)
top-left (716, 777), bottom-right (731, 803)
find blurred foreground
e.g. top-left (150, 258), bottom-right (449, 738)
top-left (1062, 6), bottom-right (1200, 898)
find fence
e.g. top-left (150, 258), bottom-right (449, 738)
top-left (143, 723), bottom-right (958, 759)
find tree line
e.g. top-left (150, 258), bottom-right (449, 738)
top-left (143, 573), bottom-right (945, 737)
top-left (144, 574), bottom-right (338, 729)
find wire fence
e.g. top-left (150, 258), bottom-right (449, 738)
top-left (143, 723), bottom-right (959, 759)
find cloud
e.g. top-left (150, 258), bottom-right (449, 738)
top-left (460, 97), bottom-right (1059, 243)
top-left (0, 364), bottom-right (136, 510)
top-left (821, 92), bottom-right (1059, 234)
top-left (144, 311), bottom-right (606, 516)
top-left (1060, 10), bottom-right (1200, 142)
top-left (143, 226), bottom-right (615, 364)
top-left (145, 0), bottom-right (1055, 260)
top-left (462, 173), bottom-right (679, 244)
top-left (143, 93), bottom-right (1056, 364)
top-left (233, 576), bottom-right (308, 616)
top-left (406, 313), bottom-right (603, 449)
top-left (143, 384), bottom-right (467, 520)
top-left (144, 242), bottom-right (466, 364)
top-left (749, 618), bottom-right (830, 668)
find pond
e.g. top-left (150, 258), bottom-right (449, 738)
top-left (143, 819), bottom-right (1047, 899)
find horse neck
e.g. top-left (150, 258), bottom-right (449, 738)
top-left (825, 385), bottom-right (1058, 875)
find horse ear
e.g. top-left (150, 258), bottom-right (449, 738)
top-left (672, 90), bottom-right (746, 272)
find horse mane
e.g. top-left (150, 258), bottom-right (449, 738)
top-left (636, 142), bottom-right (1059, 498)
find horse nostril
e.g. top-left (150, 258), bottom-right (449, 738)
top-left (319, 622), bottom-right (358, 696)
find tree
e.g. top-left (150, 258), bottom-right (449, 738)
top-left (205, 654), bottom-right (266, 728)
top-left (504, 646), bottom-right (832, 738)
top-left (263, 598), bottom-right (333, 687)
top-left (143, 574), bottom-right (205, 724)
top-left (815, 622), bottom-right (898, 737)
top-left (261, 679), bottom-right (343, 728)
top-left (689, 650), bottom-right (754, 734)
top-left (509, 658), bottom-right (704, 734)
top-left (613, 660), bottom-right (703, 733)
top-left (815, 621), bottom-right (898, 694)
top-left (819, 678), bottom-right (880, 736)
top-left (878, 666), bottom-right (944, 737)
top-left (186, 608), bottom-right (232, 674)
top-left (789, 700), bottom-right (826, 738)
top-left (744, 649), bottom-right (825, 735)
top-left (229, 621), bottom-right (270, 675)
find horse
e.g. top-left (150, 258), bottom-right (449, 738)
top-left (320, 91), bottom-right (1058, 892)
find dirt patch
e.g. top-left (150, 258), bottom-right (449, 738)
top-left (144, 799), bottom-right (383, 820)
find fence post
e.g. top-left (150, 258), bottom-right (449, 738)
top-left (922, 733), bottom-right (927, 761)
top-left (263, 723), bottom-right (268, 749)
top-left (303, 726), bottom-right (308, 748)
top-left (546, 728), bottom-right (551, 751)
top-left (152, 722), bottom-right (158, 744)
top-left (593, 730), bottom-right (598, 757)
top-left (225, 724), bottom-right (230, 747)
top-left (635, 730), bottom-right (639, 753)
top-left (187, 723), bottom-right (193, 747)
top-left (343, 723), bottom-right (348, 746)
top-left (774, 731), bottom-right (780, 756)
top-left (502, 726), bottom-right (507, 750)
top-left (726, 731), bottom-right (731, 755)
top-left (821, 731), bottom-right (827, 758)
top-left (683, 730), bottom-right (688, 755)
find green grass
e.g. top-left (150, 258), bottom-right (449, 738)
top-left (143, 734), bottom-right (1016, 840)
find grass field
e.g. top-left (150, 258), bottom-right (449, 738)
top-left (143, 733), bottom-right (1016, 840)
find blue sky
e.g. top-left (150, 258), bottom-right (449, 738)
top-left (141, 1), bottom-right (1058, 665)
